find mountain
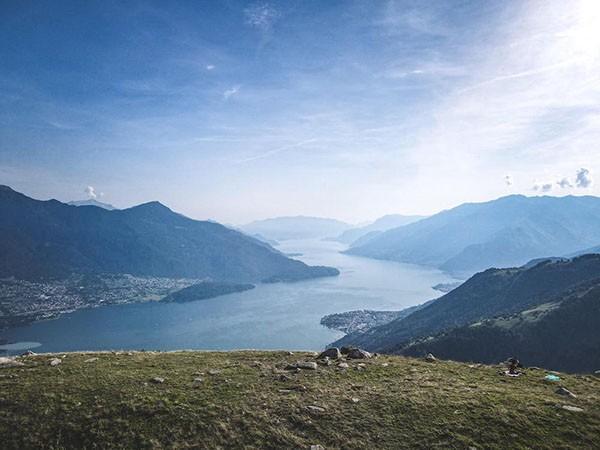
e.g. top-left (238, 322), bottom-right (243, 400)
top-left (241, 216), bottom-right (352, 241)
top-left (332, 214), bottom-right (425, 246)
top-left (567, 244), bottom-right (600, 258)
top-left (401, 279), bottom-right (600, 373)
top-left (0, 185), bottom-right (339, 282)
top-left (334, 254), bottom-right (600, 354)
top-left (68, 199), bottom-right (116, 210)
top-left (345, 195), bottom-right (600, 277)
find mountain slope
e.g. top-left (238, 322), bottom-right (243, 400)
top-left (334, 255), bottom-right (600, 353)
top-left (0, 185), bottom-right (338, 282)
top-left (1, 351), bottom-right (599, 449)
top-left (241, 216), bottom-right (351, 241)
top-left (333, 214), bottom-right (425, 246)
top-left (401, 280), bottom-right (600, 373)
top-left (346, 195), bottom-right (600, 276)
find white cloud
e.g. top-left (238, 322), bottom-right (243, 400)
top-left (223, 85), bottom-right (241, 100)
top-left (85, 185), bottom-right (97, 199)
top-left (504, 175), bottom-right (513, 186)
top-left (533, 181), bottom-right (553, 192)
top-left (576, 167), bottom-right (593, 188)
top-left (557, 177), bottom-right (573, 188)
top-left (244, 3), bottom-right (279, 31)
top-left (206, 64), bottom-right (215, 71)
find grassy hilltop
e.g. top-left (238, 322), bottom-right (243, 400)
top-left (1, 351), bottom-right (600, 449)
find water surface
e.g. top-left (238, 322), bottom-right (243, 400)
top-left (1, 239), bottom-right (454, 354)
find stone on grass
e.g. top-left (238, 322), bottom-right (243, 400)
top-left (49, 358), bottom-right (62, 367)
top-left (84, 357), bottom-right (99, 363)
top-left (296, 361), bottom-right (318, 370)
top-left (306, 405), bottom-right (326, 413)
top-left (346, 348), bottom-right (372, 359)
top-left (317, 348), bottom-right (341, 360)
top-left (557, 404), bottom-right (584, 412)
top-left (150, 377), bottom-right (165, 384)
top-left (0, 357), bottom-right (25, 368)
top-left (337, 362), bottom-right (350, 369)
top-left (556, 387), bottom-right (576, 398)
top-left (425, 353), bottom-right (437, 362)
top-left (208, 369), bottom-right (222, 375)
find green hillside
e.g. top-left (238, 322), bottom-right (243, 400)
top-left (1, 351), bottom-right (599, 449)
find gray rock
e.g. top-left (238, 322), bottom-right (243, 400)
top-left (310, 445), bottom-right (325, 450)
top-left (49, 358), bottom-right (62, 367)
top-left (557, 404), bottom-right (584, 412)
top-left (84, 357), bottom-right (99, 363)
top-left (556, 387), bottom-right (577, 398)
top-left (425, 353), bottom-right (437, 362)
top-left (337, 362), bottom-right (350, 369)
top-left (306, 405), bottom-right (326, 413)
top-left (150, 377), bottom-right (165, 384)
top-left (296, 361), bottom-right (318, 370)
top-left (317, 348), bottom-right (341, 360)
top-left (208, 369), bottom-right (222, 375)
top-left (340, 346), bottom-right (354, 355)
top-left (346, 348), bottom-right (372, 359)
top-left (0, 357), bottom-right (25, 368)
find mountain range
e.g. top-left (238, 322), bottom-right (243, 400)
top-left (345, 195), bottom-right (600, 277)
top-left (334, 254), bottom-right (600, 372)
top-left (331, 214), bottom-right (425, 246)
top-left (241, 216), bottom-right (351, 241)
top-left (0, 185), bottom-right (338, 282)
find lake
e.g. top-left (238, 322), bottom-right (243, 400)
top-left (0, 239), bottom-right (455, 354)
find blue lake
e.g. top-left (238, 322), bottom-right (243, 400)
top-left (1, 239), bottom-right (455, 354)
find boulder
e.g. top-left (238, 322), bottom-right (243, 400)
top-left (150, 377), bottom-right (165, 384)
top-left (0, 357), bottom-right (25, 368)
top-left (49, 358), bottom-right (62, 367)
top-left (340, 346), bottom-right (354, 355)
top-left (296, 361), bottom-right (318, 370)
top-left (425, 353), bottom-right (437, 362)
top-left (337, 362), bottom-right (350, 369)
top-left (556, 387), bottom-right (577, 398)
top-left (346, 348), bottom-right (372, 359)
top-left (317, 348), bottom-right (341, 360)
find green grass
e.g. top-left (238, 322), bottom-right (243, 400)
top-left (1, 351), bottom-right (599, 449)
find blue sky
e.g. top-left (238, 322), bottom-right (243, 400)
top-left (1, 0), bottom-right (599, 223)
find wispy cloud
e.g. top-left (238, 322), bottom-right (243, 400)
top-left (223, 85), bottom-right (241, 100)
top-left (244, 3), bottom-right (280, 32)
top-left (236, 139), bottom-right (318, 164)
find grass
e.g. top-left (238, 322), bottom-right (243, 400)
top-left (1, 351), bottom-right (599, 449)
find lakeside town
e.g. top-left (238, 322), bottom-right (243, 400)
top-left (0, 274), bottom-right (199, 330)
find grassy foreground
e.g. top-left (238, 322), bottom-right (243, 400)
top-left (1, 351), bottom-right (599, 449)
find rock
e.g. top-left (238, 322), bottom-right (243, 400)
top-left (21, 350), bottom-right (36, 357)
top-left (594, 370), bottom-right (600, 376)
top-left (0, 357), bottom-right (25, 368)
top-left (150, 377), bottom-right (165, 384)
top-left (192, 377), bottom-right (203, 388)
top-left (306, 405), bottom-right (326, 413)
top-left (84, 357), bottom-right (99, 363)
top-left (425, 353), bottom-right (437, 362)
top-left (346, 348), bottom-right (372, 359)
top-left (557, 404), bottom-right (584, 412)
top-left (381, 362), bottom-right (389, 367)
top-left (337, 362), bottom-right (350, 369)
top-left (296, 361), bottom-right (318, 370)
top-left (208, 369), bottom-right (222, 375)
top-left (287, 351), bottom-right (294, 356)
top-left (340, 346), bottom-right (356, 355)
top-left (278, 374), bottom-right (292, 382)
top-left (310, 445), bottom-right (325, 450)
top-left (317, 348), bottom-right (341, 360)
top-left (350, 397), bottom-right (360, 403)
top-left (49, 358), bottom-right (62, 367)
top-left (556, 387), bottom-right (577, 398)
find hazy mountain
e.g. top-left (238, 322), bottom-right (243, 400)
top-left (346, 195), bottom-right (600, 277)
top-left (241, 216), bottom-right (351, 241)
top-left (0, 185), bottom-right (339, 282)
top-left (401, 279), bottom-right (600, 373)
top-left (334, 254), bottom-right (600, 354)
top-left (68, 199), bottom-right (116, 210)
top-left (566, 244), bottom-right (600, 258)
top-left (333, 214), bottom-right (425, 246)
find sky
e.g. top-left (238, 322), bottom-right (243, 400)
top-left (1, 0), bottom-right (599, 224)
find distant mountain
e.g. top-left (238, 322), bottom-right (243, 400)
top-left (0, 185), bottom-right (339, 282)
top-left (241, 216), bottom-right (351, 241)
top-left (346, 195), bottom-right (600, 277)
top-left (566, 244), bottom-right (600, 258)
top-left (332, 214), bottom-right (425, 246)
top-left (68, 199), bottom-right (116, 210)
top-left (401, 279), bottom-right (600, 373)
top-left (334, 254), bottom-right (600, 355)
